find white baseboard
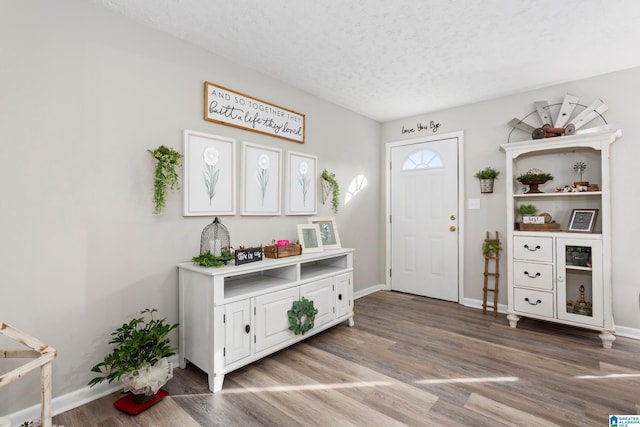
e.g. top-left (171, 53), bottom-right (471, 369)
top-left (7, 381), bottom-right (121, 426)
top-left (354, 284), bottom-right (387, 299)
top-left (614, 325), bottom-right (640, 340)
top-left (463, 297), bottom-right (508, 314)
top-left (6, 355), bottom-right (180, 426)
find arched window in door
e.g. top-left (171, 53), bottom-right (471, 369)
top-left (401, 149), bottom-right (443, 171)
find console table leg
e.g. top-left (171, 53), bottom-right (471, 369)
top-left (507, 313), bottom-right (520, 328)
top-left (209, 373), bottom-right (224, 393)
top-left (348, 316), bottom-right (354, 327)
top-left (599, 331), bottom-right (615, 349)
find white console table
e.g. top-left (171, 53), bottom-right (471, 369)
top-left (178, 248), bottom-right (354, 392)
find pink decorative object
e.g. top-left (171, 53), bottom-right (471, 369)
top-left (277, 240), bottom-right (290, 246)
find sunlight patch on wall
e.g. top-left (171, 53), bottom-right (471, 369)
top-left (344, 174), bottom-right (368, 205)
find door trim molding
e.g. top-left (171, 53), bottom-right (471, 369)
top-left (385, 130), bottom-right (465, 303)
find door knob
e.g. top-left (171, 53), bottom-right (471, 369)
top-left (449, 226), bottom-right (457, 232)
top-left (450, 215), bottom-right (456, 220)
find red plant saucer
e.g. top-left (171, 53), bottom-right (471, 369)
top-left (113, 389), bottom-right (169, 415)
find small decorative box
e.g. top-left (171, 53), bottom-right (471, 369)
top-left (263, 244), bottom-right (302, 259)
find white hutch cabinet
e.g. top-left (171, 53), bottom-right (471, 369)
top-left (178, 248), bottom-right (354, 392)
top-left (501, 130), bottom-right (620, 348)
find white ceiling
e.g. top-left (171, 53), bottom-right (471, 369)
top-left (91, 0), bottom-right (640, 122)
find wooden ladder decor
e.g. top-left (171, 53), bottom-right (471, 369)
top-left (482, 231), bottom-right (500, 317)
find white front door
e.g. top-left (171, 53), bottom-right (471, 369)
top-left (388, 133), bottom-right (461, 301)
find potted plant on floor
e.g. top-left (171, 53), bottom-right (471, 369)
top-left (474, 167), bottom-right (500, 193)
top-left (89, 309), bottom-right (179, 412)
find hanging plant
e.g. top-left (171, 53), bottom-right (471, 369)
top-left (150, 145), bottom-right (182, 215)
top-left (321, 169), bottom-right (340, 214)
top-left (287, 298), bottom-right (318, 335)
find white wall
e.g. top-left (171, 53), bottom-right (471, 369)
top-left (382, 67), bottom-right (640, 332)
top-left (0, 0), bottom-right (381, 416)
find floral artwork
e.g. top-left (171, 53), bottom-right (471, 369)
top-left (286, 151), bottom-right (317, 215)
top-left (256, 154), bottom-right (270, 206)
top-left (298, 161), bottom-right (310, 206)
top-left (242, 142), bottom-right (281, 215)
top-left (203, 147), bottom-right (220, 204)
top-left (183, 130), bottom-right (235, 216)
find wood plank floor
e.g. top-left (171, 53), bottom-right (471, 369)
top-left (54, 291), bottom-right (640, 426)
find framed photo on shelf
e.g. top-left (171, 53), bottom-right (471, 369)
top-left (183, 129), bottom-right (236, 216)
top-left (567, 209), bottom-right (598, 233)
top-left (297, 224), bottom-right (323, 253)
top-left (308, 217), bottom-right (341, 249)
top-left (286, 151), bottom-right (317, 215)
top-left (241, 142), bottom-right (282, 215)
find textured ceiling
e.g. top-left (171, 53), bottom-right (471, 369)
top-left (90, 0), bottom-right (640, 122)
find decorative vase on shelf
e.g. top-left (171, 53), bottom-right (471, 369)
top-left (520, 179), bottom-right (548, 194)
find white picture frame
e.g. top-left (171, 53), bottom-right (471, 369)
top-left (286, 151), bottom-right (317, 215)
top-left (308, 217), bottom-right (341, 249)
top-left (241, 142), bottom-right (282, 215)
top-left (297, 223), bottom-right (323, 253)
top-left (183, 129), bottom-right (236, 216)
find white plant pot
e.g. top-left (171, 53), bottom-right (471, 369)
top-left (121, 357), bottom-right (173, 397)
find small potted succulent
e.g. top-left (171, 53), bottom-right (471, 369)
top-left (517, 169), bottom-right (553, 193)
top-left (474, 167), bottom-right (500, 193)
top-left (89, 309), bottom-right (179, 409)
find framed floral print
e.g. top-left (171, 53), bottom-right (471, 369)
top-left (183, 129), bottom-right (236, 216)
top-left (241, 142), bottom-right (282, 215)
top-left (286, 151), bottom-right (317, 215)
top-left (308, 217), bottom-right (341, 249)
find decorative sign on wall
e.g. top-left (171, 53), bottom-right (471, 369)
top-left (204, 81), bottom-right (305, 144)
top-left (401, 120), bottom-right (442, 135)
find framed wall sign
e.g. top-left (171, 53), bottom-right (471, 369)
top-left (204, 81), bottom-right (305, 144)
top-left (567, 209), bottom-right (598, 233)
top-left (308, 217), bottom-right (341, 249)
top-left (241, 142), bottom-right (281, 215)
top-left (183, 130), bottom-right (236, 216)
top-left (286, 151), bottom-right (317, 215)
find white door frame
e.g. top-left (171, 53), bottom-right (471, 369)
top-left (385, 130), bottom-right (465, 303)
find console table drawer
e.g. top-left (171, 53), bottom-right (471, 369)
top-left (513, 236), bottom-right (553, 262)
top-left (514, 288), bottom-right (553, 318)
top-left (513, 261), bottom-right (553, 290)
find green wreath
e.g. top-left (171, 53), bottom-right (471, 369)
top-left (288, 298), bottom-right (318, 335)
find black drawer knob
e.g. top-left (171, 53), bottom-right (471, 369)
top-left (245, 324), bottom-right (251, 334)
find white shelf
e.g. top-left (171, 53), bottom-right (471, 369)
top-left (513, 192), bottom-right (602, 198)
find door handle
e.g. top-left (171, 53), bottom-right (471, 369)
top-left (450, 215), bottom-right (456, 220)
top-left (245, 324), bottom-right (251, 334)
top-left (449, 226), bottom-right (457, 232)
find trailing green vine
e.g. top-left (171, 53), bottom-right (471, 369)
top-left (287, 298), bottom-right (318, 335)
top-left (321, 169), bottom-right (340, 214)
top-left (150, 145), bottom-right (182, 215)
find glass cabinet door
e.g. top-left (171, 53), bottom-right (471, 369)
top-left (556, 238), bottom-right (603, 327)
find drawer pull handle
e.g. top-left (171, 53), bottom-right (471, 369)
top-left (245, 324), bottom-right (251, 334)
top-left (524, 244), bottom-right (541, 251)
top-left (524, 297), bottom-right (542, 306)
top-left (523, 271), bottom-right (541, 278)
top-left (338, 293), bottom-right (343, 301)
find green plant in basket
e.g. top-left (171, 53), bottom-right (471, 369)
top-left (474, 167), bottom-right (500, 180)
